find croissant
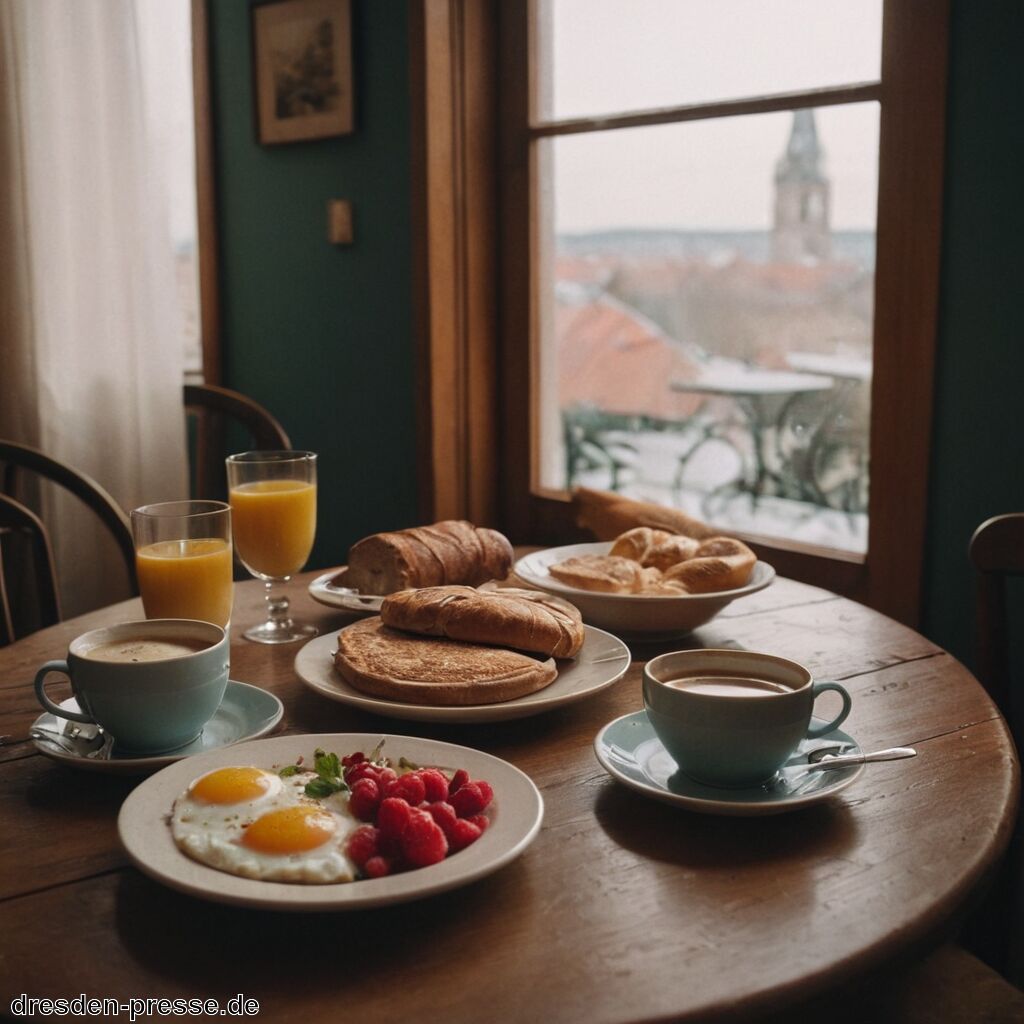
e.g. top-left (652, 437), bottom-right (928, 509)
top-left (661, 537), bottom-right (756, 594)
top-left (380, 585), bottom-right (584, 658)
top-left (573, 487), bottom-right (718, 542)
top-left (343, 520), bottom-right (513, 596)
top-left (609, 527), bottom-right (700, 571)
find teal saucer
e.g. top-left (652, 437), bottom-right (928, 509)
top-left (30, 680), bottom-right (284, 774)
top-left (594, 710), bottom-right (864, 816)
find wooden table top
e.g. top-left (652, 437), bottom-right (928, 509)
top-left (0, 568), bottom-right (1017, 1022)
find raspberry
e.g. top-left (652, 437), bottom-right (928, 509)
top-left (450, 781), bottom-right (488, 818)
top-left (401, 808), bottom-right (449, 867)
top-left (342, 751), bottom-right (366, 768)
top-left (349, 777), bottom-right (382, 821)
top-left (425, 801), bottom-right (459, 838)
top-left (476, 780), bottom-right (494, 807)
top-left (377, 796), bottom-right (413, 840)
top-left (344, 761), bottom-right (379, 785)
top-left (448, 768), bottom-right (470, 796)
top-left (345, 825), bottom-right (379, 867)
top-left (386, 772), bottom-right (426, 807)
top-left (448, 817), bottom-right (482, 852)
top-left (417, 768), bottom-right (449, 803)
top-left (375, 767), bottom-right (398, 790)
top-left (469, 814), bottom-right (489, 833)
top-left (363, 855), bottom-right (392, 878)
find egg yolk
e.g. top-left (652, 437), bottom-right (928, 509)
top-left (241, 806), bottom-right (338, 854)
top-left (190, 766), bottom-right (278, 805)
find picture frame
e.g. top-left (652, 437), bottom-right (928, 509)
top-left (252, 0), bottom-right (354, 145)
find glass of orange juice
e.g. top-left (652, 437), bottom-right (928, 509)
top-left (130, 500), bottom-right (233, 629)
top-left (226, 450), bottom-right (317, 644)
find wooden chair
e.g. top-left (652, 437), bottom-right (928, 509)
top-left (0, 439), bottom-right (135, 644)
top-left (184, 384), bottom-right (292, 501)
top-left (969, 512), bottom-right (1024, 716)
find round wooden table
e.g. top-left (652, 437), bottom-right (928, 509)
top-left (0, 569), bottom-right (1017, 1022)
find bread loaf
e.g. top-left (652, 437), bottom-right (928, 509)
top-left (334, 618), bottom-right (557, 705)
top-left (573, 487), bottom-right (717, 542)
top-left (344, 520), bottom-right (513, 595)
top-left (381, 586), bottom-right (584, 658)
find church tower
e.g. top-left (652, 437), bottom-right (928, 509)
top-left (772, 109), bottom-right (830, 263)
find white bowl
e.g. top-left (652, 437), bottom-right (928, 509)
top-left (512, 542), bottom-right (775, 640)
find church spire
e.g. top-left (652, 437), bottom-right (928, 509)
top-left (772, 108), bottom-right (831, 263)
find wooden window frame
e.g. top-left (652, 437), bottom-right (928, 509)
top-left (412, 0), bottom-right (948, 627)
top-left (191, 0), bottom-right (222, 386)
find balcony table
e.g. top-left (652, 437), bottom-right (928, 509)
top-left (0, 563), bottom-right (1017, 1022)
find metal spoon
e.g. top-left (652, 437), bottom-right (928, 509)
top-left (804, 745), bottom-right (917, 772)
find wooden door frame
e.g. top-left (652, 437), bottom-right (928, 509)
top-left (411, 0), bottom-right (949, 627)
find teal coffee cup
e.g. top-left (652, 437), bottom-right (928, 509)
top-left (34, 619), bottom-right (229, 754)
top-left (642, 649), bottom-right (852, 788)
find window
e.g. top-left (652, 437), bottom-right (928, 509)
top-left (411, 0), bottom-right (948, 624)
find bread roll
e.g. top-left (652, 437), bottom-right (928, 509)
top-left (334, 618), bottom-right (556, 705)
top-left (661, 537), bottom-right (756, 594)
top-left (609, 527), bottom-right (700, 570)
top-left (548, 554), bottom-right (646, 594)
top-left (381, 586), bottom-right (584, 658)
top-left (573, 487), bottom-right (717, 542)
top-left (344, 520), bottom-right (513, 595)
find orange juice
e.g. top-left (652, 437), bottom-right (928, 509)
top-left (229, 480), bottom-right (317, 579)
top-left (135, 538), bottom-right (233, 628)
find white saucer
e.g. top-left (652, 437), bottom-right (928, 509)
top-left (594, 710), bottom-right (864, 816)
top-left (308, 568), bottom-right (384, 614)
top-left (294, 625), bottom-right (631, 723)
top-left (30, 681), bottom-right (284, 774)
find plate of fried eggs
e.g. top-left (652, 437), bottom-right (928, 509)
top-left (117, 732), bottom-right (544, 910)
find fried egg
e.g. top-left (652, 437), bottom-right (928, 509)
top-left (170, 765), bottom-right (358, 883)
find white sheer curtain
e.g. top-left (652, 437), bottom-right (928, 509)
top-left (0, 0), bottom-right (188, 616)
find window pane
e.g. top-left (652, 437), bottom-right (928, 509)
top-left (538, 104), bottom-right (878, 554)
top-left (539, 0), bottom-right (882, 122)
top-left (136, 0), bottom-right (202, 377)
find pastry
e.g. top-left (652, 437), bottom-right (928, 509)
top-left (573, 487), bottom-right (718, 542)
top-left (547, 555), bottom-right (646, 594)
top-left (343, 520), bottom-right (513, 595)
top-left (380, 585), bottom-right (584, 659)
top-left (609, 527), bottom-right (700, 571)
top-left (661, 537), bottom-right (756, 594)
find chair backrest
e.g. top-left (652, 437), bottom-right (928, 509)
top-left (184, 384), bottom-right (292, 501)
top-left (968, 513), bottom-right (1024, 717)
top-left (0, 439), bottom-right (135, 643)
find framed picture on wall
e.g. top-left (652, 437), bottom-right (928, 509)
top-left (253, 0), bottom-right (354, 145)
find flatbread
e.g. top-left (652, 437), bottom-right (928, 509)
top-left (333, 617), bottom-right (557, 705)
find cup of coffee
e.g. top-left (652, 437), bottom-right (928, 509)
top-left (642, 649), bottom-right (852, 788)
top-left (33, 619), bottom-right (229, 754)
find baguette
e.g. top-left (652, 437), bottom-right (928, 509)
top-left (334, 618), bottom-right (557, 705)
top-left (381, 586), bottom-right (584, 658)
top-left (344, 520), bottom-right (513, 595)
top-left (573, 487), bottom-right (718, 541)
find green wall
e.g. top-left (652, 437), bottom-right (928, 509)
top-left (922, 0), bottom-right (1024, 667)
top-left (208, 0), bottom-right (418, 570)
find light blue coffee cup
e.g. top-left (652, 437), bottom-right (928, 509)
top-left (643, 649), bottom-right (852, 788)
top-left (34, 619), bottom-right (229, 755)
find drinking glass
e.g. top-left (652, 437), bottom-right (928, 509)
top-left (226, 450), bottom-right (318, 644)
top-left (130, 500), bottom-right (233, 629)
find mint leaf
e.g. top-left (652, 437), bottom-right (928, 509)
top-left (304, 778), bottom-right (341, 798)
top-left (278, 765), bottom-right (301, 777)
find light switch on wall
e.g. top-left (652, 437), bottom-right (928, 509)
top-left (327, 199), bottom-right (354, 244)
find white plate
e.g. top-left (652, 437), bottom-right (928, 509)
top-left (29, 681), bottom-right (284, 775)
top-left (118, 732), bottom-right (544, 911)
top-left (594, 710), bottom-right (864, 816)
top-left (308, 568), bottom-right (384, 613)
top-left (514, 542), bottom-right (775, 640)
top-left (294, 625), bottom-right (630, 723)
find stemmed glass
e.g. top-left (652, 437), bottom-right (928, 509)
top-left (226, 450), bottom-right (318, 644)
